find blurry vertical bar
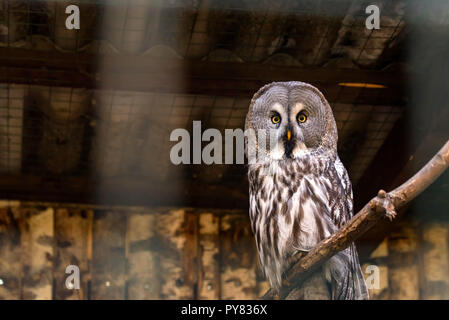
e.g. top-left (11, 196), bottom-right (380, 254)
top-left (91, 210), bottom-right (126, 299)
top-left (126, 210), bottom-right (159, 299)
top-left (197, 211), bottom-right (220, 299)
top-left (220, 212), bottom-right (258, 299)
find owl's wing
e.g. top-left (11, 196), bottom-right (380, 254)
top-left (331, 157), bottom-right (354, 226)
top-left (327, 156), bottom-right (369, 300)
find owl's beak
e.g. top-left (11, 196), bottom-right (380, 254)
top-left (284, 129), bottom-right (295, 158)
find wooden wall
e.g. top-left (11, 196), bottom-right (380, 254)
top-left (0, 201), bottom-right (269, 300)
top-left (1, 201), bottom-right (449, 300)
top-left (362, 220), bottom-right (449, 300)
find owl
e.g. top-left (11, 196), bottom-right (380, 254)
top-left (245, 81), bottom-right (369, 300)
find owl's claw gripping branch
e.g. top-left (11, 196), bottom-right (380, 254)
top-left (261, 139), bottom-right (449, 300)
top-left (369, 190), bottom-right (397, 221)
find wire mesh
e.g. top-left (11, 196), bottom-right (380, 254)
top-left (0, 0), bottom-right (407, 203)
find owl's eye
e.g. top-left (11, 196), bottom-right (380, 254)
top-left (271, 114), bottom-right (281, 124)
top-left (297, 112), bottom-right (307, 123)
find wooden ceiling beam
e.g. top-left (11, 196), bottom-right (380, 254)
top-left (0, 174), bottom-right (249, 210)
top-left (0, 47), bottom-right (405, 104)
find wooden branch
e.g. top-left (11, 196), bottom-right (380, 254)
top-left (262, 139), bottom-right (449, 300)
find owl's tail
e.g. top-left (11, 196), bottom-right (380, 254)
top-left (325, 243), bottom-right (369, 300)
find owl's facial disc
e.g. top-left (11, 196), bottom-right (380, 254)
top-left (246, 83), bottom-right (332, 163)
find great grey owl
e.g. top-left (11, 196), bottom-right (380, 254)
top-left (245, 81), bottom-right (369, 300)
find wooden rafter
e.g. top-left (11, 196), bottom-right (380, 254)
top-left (0, 174), bottom-right (248, 209)
top-left (0, 47), bottom-right (405, 104)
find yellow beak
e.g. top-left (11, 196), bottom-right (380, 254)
top-left (287, 130), bottom-right (292, 141)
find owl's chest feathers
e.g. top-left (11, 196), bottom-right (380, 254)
top-left (249, 155), bottom-right (339, 260)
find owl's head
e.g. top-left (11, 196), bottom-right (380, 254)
top-left (245, 81), bottom-right (337, 163)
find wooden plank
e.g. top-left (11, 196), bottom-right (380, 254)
top-left (126, 211), bottom-right (159, 299)
top-left (53, 207), bottom-right (92, 300)
top-left (420, 222), bottom-right (449, 299)
top-left (256, 268), bottom-right (271, 298)
top-left (0, 47), bottom-right (405, 101)
top-left (0, 66), bottom-right (404, 104)
top-left (220, 213), bottom-right (258, 299)
top-left (387, 223), bottom-right (420, 300)
top-left (91, 210), bottom-right (126, 300)
top-left (361, 238), bottom-right (390, 300)
top-left (197, 212), bottom-right (220, 299)
top-left (0, 175), bottom-right (249, 210)
top-left (20, 206), bottom-right (54, 300)
top-left (0, 47), bottom-right (405, 85)
top-left (155, 209), bottom-right (196, 299)
top-left (0, 204), bottom-right (22, 299)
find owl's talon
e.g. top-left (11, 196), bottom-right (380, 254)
top-left (384, 203), bottom-right (397, 220)
top-left (385, 209), bottom-right (397, 221)
top-left (372, 191), bottom-right (397, 221)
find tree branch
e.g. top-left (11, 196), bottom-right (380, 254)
top-left (262, 139), bottom-right (449, 300)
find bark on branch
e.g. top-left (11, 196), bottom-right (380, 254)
top-left (262, 139), bottom-right (449, 300)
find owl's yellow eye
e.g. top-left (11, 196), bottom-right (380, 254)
top-left (271, 115), bottom-right (281, 124)
top-left (297, 112), bottom-right (307, 123)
